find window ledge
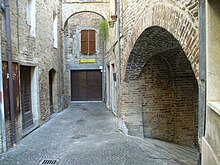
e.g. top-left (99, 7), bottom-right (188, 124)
top-left (208, 101), bottom-right (220, 116)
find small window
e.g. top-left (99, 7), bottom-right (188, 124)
top-left (27, 0), bottom-right (36, 37)
top-left (81, 30), bottom-right (96, 55)
top-left (53, 14), bottom-right (58, 48)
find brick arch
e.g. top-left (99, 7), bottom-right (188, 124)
top-left (63, 11), bottom-right (105, 30)
top-left (62, 4), bottom-right (108, 29)
top-left (124, 3), bottom-right (199, 81)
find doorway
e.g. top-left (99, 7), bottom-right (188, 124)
top-left (20, 66), bottom-right (33, 130)
top-left (71, 70), bottom-right (102, 101)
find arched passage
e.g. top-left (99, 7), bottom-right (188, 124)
top-left (63, 11), bottom-right (105, 30)
top-left (124, 26), bottom-right (198, 147)
top-left (49, 69), bottom-right (56, 114)
top-left (62, 2), bottom-right (108, 29)
top-left (63, 11), bottom-right (104, 103)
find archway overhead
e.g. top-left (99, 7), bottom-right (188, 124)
top-left (62, 3), bottom-right (109, 29)
top-left (49, 68), bottom-right (56, 72)
top-left (63, 11), bottom-right (105, 30)
top-left (125, 26), bottom-right (195, 81)
top-left (123, 26), bottom-right (198, 147)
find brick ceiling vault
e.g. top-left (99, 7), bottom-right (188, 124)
top-left (125, 26), bottom-right (195, 81)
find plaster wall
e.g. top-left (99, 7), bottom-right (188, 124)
top-left (202, 1), bottom-right (220, 164)
top-left (206, 1), bottom-right (220, 101)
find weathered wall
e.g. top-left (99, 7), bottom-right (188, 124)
top-left (202, 0), bottom-right (220, 164)
top-left (141, 55), bottom-right (174, 142)
top-left (0, 0), bottom-right (62, 152)
top-left (62, 2), bottom-right (109, 29)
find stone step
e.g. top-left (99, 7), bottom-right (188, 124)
top-left (145, 138), bottom-right (198, 164)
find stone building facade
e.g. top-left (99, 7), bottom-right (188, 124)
top-left (0, 0), bottom-right (63, 152)
top-left (0, 0), bottom-right (219, 164)
top-left (62, 0), bottom-right (109, 103)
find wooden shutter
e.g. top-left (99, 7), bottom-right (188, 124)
top-left (81, 30), bottom-right (88, 54)
top-left (88, 30), bottom-right (96, 55)
top-left (81, 30), bottom-right (96, 55)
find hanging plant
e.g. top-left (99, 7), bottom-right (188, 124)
top-left (99, 19), bottom-right (109, 42)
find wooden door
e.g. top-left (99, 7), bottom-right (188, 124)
top-left (2, 62), bottom-right (20, 119)
top-left (20, 66), bottom-right (33, 129)
top-left (49, 70), bottom-right (54, 114)
top-left (71, 70), bottom-right (102, 101)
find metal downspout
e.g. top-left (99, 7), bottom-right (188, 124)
top-left (0, 27), bottom-right (7, 153)
top-left (4, 0), bottom-right (16, 146)
top-left (102, 37), bottom-right (105, 102)
top-left (117, 0), bottom-right (121, 93)
top-left (198, 0), bottom-right (206, 164)
top-left (16, 0), bottom-right (19, 52)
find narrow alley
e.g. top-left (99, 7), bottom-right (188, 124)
top-left (0, 103), bottom-right (197, 165)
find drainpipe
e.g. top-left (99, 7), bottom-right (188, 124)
top-left (198, 0), bottom-right (206, 164)
top-left (0, 22), bottom-right (7, 152)
top-left (117, 0), bottom-right (121, 93)
top-left (102, 37), bottom-right (105, 102)
top-left (4, 0), bottom-right (16, 146)
top-left (16, 0), bottom-right (19, 52)
top-left (0, 0), bottom-right (7, 153)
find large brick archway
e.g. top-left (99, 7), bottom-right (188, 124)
top-left (121, 26), bottom-right (198, 147)
top-left (120, 4), bottom-right (199, 147)
top-left (62, 3), bottom-right (109, 29)
top-left (122, 3), bottom-right (199, 81)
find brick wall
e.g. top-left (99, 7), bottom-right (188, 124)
top-left (115, 0), bottom-right (199, 146)
top-left (140, 55), bottom-right (174, 142)
top-left (121, 1), bottom-right (199, 81)
top-left (140, 51), bottom-right (198, 147)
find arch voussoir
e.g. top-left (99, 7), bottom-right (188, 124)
top-left (124, 3), bottom-right (199, 81)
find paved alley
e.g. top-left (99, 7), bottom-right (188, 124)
top-left (0, 103), bottom-right (197, 165)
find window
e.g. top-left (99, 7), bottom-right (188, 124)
top-left (81, 30), bottom-right (96, 55)
top-left (53, 14), bottom-right (58, 48)
top-left (27, 0), bottom-right (36, 37)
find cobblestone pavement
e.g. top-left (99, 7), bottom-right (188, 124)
top-left (0, 103), bottom-right (197, 165)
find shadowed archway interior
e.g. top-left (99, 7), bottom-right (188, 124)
top-left (125, 26), bottom-right (198, 147)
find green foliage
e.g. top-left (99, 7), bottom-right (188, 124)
top-left (99, 19), bottom-right (109, 42)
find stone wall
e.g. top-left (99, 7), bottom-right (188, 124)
top-left (0, 0), bottom-right (62, 152)
top-left (62, 2), bottom-right (109, 28)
